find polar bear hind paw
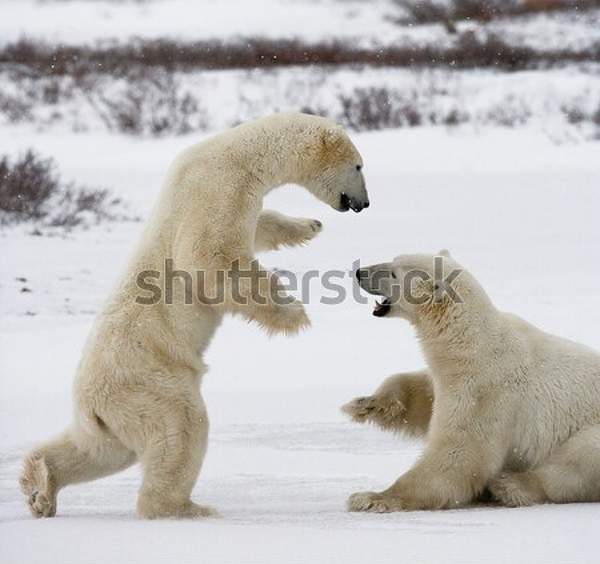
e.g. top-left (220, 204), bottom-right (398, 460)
top-left (177, 502), bottom-right (219, 519)
top-left (137, 497), bottom-right (219, 519)
top-left (20, 454), bottom-right (56, 518)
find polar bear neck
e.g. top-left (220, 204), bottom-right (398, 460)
top-left (417, 311), bottom-right (517, 391)
top-left (216, 113), bottom-right (337, 193)
top-left (414, 282), bottom-right (501, 371)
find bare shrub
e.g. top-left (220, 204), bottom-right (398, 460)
top-left (0, 68), bottom-right (206, 136)
top-left (49, 187), bottom-right (121, 228)
top-left (593, 103), bottom-right (600, 126)
top-left (0, 150), bottom-right (132, 228)
top-left (561, 99), bottom-right (600, 129)
top-left (0, 70), bottom-right (75, 126)
top-left (338, 87), bottom-right (421, 131)
top-left (562, 104), bottom-right (586, 124)
top-left (485, 95), bottom-right (532, 126)
top-left (392, 0), bottom-right (600, 24)
top-left (0, 150), bottom-right (57, 221)
top-left (433, 107), bottom-right (469, 126)
top-left (397, 0), bottom-right (450, 23)
top-left (0, 92), bottom-right (33, 123)
top-left (1, 36), bottom-right (597, 77)
top-left (84, 69), bottom-right (206, 136)
top-left (336, 86), bottom-right (470, 131)
top-left (452, 0), bottom-right (518, 20)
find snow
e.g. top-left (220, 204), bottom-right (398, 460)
top-left (1, 0), bottom-right (599, 559)
top-left (1, 0), bottom-right (598, 51)
top-left (1, 127), bottom-right (600, 563)
top-left (0, 0), bottom-right (398, 46)
top-left (483, 8), bottom-right (600, 51)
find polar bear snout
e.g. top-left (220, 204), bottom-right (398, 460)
top-left (316, 143), bottom-right (369, 212)
top-left (340, 192), bottom-right (369, 213)
top-left (355, 268), bottom-right (368, 283)
top-left (355, 264), bottom-right (398, 317)
top-left (356, 264), bottom-right (393, 295)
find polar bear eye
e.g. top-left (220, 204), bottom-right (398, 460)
top-left (356, 165), bottom-right (362, 171)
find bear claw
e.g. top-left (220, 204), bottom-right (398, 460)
top-left (348, 491), bottom-right (400, 513)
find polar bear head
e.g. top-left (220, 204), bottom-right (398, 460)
top-left (271, 113), bottom-right (369, 213)
top-left (355, 250), bottom-right (494, 328)
top-left (306, 122), bottom-right (369, 213)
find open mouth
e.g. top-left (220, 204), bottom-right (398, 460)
top-left (338, 193), bottom-right (351, 212)
top-left (339, 193), bottom-right (365, 213)
top-left (373, 298), bottom-right (392, 317)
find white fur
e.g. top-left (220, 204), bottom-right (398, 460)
top-left (20, 113), bottom-right (367, 519)
top-left (344, 252), bottom-right (600, 511)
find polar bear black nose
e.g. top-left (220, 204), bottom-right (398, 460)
top-left (356, 268), bottom-right (368, 282)
top-left (363, 201), bottom-right (370, 209)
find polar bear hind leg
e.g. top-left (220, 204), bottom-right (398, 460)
top-left (132, 393), bottom-right (215, 519)
top-left (20, 431), bottom-right (135, 518)
top-left (490, 424), bottom-right (600, 506)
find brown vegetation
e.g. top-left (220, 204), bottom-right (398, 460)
top-left (393, 0), bottom-right (600, 24)
top-left (1, 33), bottom-right (598, 78)
top-left (0, 150), bottom-right (132, 228)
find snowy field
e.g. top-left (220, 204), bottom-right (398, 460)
top-left (1, 0), bottom-right (600, 562)
top-left (2, 0), bottom-right (599, 50)
top-left (1, 127), bottom-right (599, 563)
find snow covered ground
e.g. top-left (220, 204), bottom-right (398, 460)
top-left (2, 0), bottom-right (599, 51)
top-left (1, 127), bottom-right (600, 563)
top-left (1, 0), bottom-right (599, 561)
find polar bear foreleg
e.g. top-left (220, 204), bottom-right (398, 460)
top-left (341, 370), bottom-right (433, 437)
top-left (490, 424), bottom-right (600, 506)
top-left (176, 237), bottom-right (311, 336)
top-left (254, 210), bottom-right (322, 253)
top-left (348, 421), bottom-right (503, 512)
top-left (213, 255), bottom-right (310, 335)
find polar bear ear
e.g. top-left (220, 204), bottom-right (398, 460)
top-left (437, 249), bottom-right (451, 258)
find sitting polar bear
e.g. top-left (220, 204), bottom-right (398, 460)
top-left (20, 113), bottom-right (369, 519)
top-left (344, 251), bottom-right (600, 511)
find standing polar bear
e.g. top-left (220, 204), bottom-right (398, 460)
top-left (344, 251), bottom-right (600, 511)
top-left (20, 113), bottom-right (369, 519)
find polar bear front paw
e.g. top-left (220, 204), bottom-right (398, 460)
top-left (347, 491), bottom-right (403, 513)
top-left (489, 472), bottom-right (546, 507)
top-left (341, 394), bottom-right (406, 427)
top-left (307, 218), bottom-right (323, 233)
top-left (261, 299), bottom-right (310, 336)
top-left (287, 217), bottom-right (323, 247)
top-left (256, 211), bottom-right (323, 252)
